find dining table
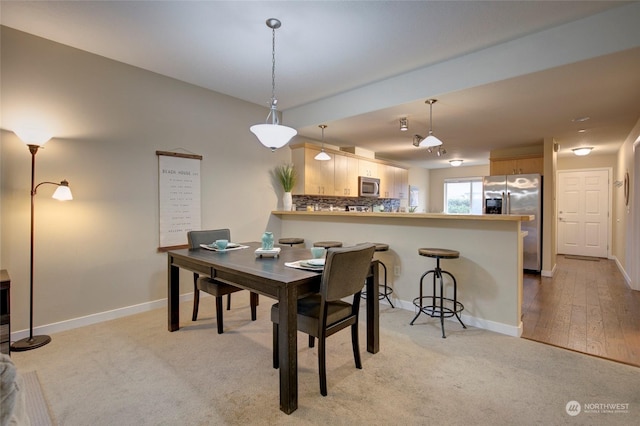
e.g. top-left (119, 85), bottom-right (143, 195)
top-left (167, 242), bottom-right (380, 414)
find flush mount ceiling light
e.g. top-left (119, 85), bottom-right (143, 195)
top-left (572, 147), bottom-right (593, 156)
top-left (449, 160), bottom-right (463, 167)
top-left (250, 18), bottom-right (297, 151)
top-left (314, 125), bottom-right (331, 161)
top-left (399, 117), bottom-right (408, 132)
top-left (417, 99), bottom-right (443, 148)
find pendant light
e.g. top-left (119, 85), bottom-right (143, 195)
top-left (418, 99), bottom-right (443, 148)
top-left (314, 125), bottom-right (331, 161)
top-left (250, 18), bottom-right (297, 151)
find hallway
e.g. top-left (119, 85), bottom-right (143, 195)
top-left (522, 255), bottom-right (640, 367)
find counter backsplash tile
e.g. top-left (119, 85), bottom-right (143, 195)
top-left (292, 195), bottom-right (400, 212)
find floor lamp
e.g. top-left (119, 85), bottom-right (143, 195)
top-left (10, 129), bottom-right (73, 352)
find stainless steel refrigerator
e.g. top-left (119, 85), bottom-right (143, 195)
top-left (483, 174), bottom-right (542, 272)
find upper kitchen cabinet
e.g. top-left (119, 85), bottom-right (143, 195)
top-left (358, 159), bottom-right (378, 177)
top-left (334, 153), bottom-right (359, 197)
top-left (291, 145), bottom-right (335, 195)
top-left (378, 164), bottom-right (394, 198)
top-left (490, 155), bottom-right (543, 176)
top-left (290, 143), bottom-right (409, 199)
top-left (394, 167), bottom-right (409, 199)
top-left (377, 163), bottom-right (409, 199)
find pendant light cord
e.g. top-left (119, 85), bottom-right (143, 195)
top-left (271, 25), bottom-right (277, 107)
top-left (428, 100), bottom-right (433, 136)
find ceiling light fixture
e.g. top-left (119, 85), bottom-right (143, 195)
top-left (314, 125), bottom-right (331, 161)
top-left (449, 160), bottom-right (463, 167)
top-left (572, 116), bottom-right (590, 123)
top-left (250, 18), bottom-right (297, 151)
top-left (418, 99), bottom-right (443, 148)
top-left (399, 117), bottom-right (408, 132)
top-left (572, 147), bottom-right (593, 156)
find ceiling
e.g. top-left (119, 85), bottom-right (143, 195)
top-left (2, 1), bottom-right (640, 169)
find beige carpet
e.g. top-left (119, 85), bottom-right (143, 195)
top-left (21, 371), bottom-right (54, 426)
top-left (11, 295), bottom-right (639, 425)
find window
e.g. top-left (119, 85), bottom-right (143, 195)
top-left (444, 177), bottom-right (483, 214)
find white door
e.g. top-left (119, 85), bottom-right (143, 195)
top-left (557, 169), bottom-right (609, 257)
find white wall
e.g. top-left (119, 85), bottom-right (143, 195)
top-left (0, 27), bottom-right (292, 332)
top-left (407, 166), bottom-right (429, 213)
top-left (427, 165), bottom-right (490, 213)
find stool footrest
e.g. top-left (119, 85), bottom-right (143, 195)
top-left (362, 284), bottom-right (394, 299)
top-left (412, 296), bottom-right (464, 318)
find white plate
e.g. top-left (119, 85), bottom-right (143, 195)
top-left (306, 258), bottom-right (325, 266)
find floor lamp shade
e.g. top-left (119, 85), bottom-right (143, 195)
top-left (10, 134), bottom-right (72, 352)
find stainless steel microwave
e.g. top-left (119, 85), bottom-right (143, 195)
top-left (359, 176), bottom-right (380, 197)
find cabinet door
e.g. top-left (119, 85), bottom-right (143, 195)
top-left (378, 164), bottom-right (394, 198)
top-left (304, 148), bottom-right (334, 195)
top-left (358, 159), bottom-right (378, 177)
top-left (490, 159), bottom-right (518, 175)
top-left (335, 154), bottom-right (359, 196)
top-left (394, 168), bottom-right (409, 199)
top-left (345, 156), bottom-right (359, 196)
top-left (517, 157), bottom-right (544, 175)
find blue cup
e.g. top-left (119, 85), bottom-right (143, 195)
top-left (310, 247), bottom-right (326, 259)
top-left (215, 239), bottom-right (229, 250)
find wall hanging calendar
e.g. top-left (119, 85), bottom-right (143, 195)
top-left (157, 150), bottom-right (202, 250)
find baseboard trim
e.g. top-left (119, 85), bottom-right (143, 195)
top-left (391, 298), bottom-right (522, 337)
top-left (541, 263), bottom-right (556, 277)
top-left (13, 292), bottom-right (522, 342)
top-left (11, 293), bottom-right (195, 342)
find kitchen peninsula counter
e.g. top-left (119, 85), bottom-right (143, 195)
top-left (271, 210), bottom-right (532, 337)
top-left (272, 210), bottom-right (533, 222)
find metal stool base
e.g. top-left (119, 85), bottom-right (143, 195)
top-left (362, 260), bottom-right (394, 307)
top-left (410, 261), bottom-right (465, 338)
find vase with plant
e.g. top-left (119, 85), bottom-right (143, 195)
top-left (275, 163), bottom-right (297, 211)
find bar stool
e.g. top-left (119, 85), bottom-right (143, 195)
top-left (313, 241), bottom-right (343, 249)
top-left (410, 248), bottom-right (466, 338)
top-left (278, 237), bottom-right (304, 247)
top-left (361, 243), bottom-right (394, 307)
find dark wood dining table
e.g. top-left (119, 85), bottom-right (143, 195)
top-left (167, 242), bottom-right (379, 414)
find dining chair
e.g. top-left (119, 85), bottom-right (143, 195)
top-left (271, 243), bottom-right (376, 396)
top-left (187, 229), bottom-right (258, 334)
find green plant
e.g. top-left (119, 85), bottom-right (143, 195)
top-left (275, 163), bottom-right (297, 192)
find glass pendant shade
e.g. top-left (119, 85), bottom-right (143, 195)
top-left (250, 123), bottom-right (297, 151)
top-left (419, 134), bottom-right (443, 147)
top-left (314, 150), bottom-right (331, 161)
top-left (52, 180), bottom-right (73, 201)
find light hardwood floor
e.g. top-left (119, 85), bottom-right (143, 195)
top-left (522, 255), bottom-right (640, 367)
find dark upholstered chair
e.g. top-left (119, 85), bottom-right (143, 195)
top-left (187, 229), bottom-right (258, 334)
top-left (271, 243), bottom-right (375, 396)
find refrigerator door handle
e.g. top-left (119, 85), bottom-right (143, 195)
top-left (501, 191), bottom-right (506, 214)
top-left (506, 191), bottom-right (511, 214)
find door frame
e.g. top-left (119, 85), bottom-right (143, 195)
top-left (556, 167), bottom-right (613, 259)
